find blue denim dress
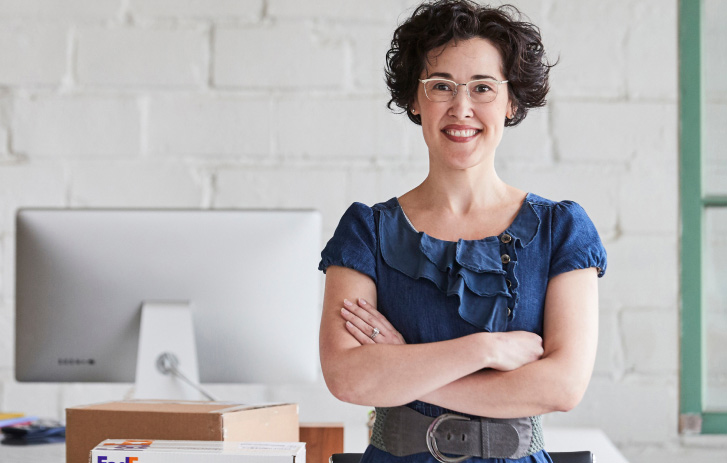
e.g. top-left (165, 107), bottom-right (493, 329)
top-left (319, 193), bottom-right (607, 463)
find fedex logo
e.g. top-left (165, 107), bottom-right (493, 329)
top-left (97, 457), bottom-right (138, 463)
top-left (99, 440), bottom-right (153, 463)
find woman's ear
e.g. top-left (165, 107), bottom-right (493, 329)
top-left (506, 101), bottom-right (516, 120)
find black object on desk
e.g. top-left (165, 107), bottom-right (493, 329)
top-left (1, 424), bottom-right (66, 445)
top-left (330, 451), bottom-right (594, 463)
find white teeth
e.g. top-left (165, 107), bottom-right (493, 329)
top-left (445, 129), bottom-right (478, 137)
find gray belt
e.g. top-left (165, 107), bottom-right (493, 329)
top-left (371, 406), bottom-right (542, 462)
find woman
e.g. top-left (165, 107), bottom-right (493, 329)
top-left (318, 1), bottom-right (606, 462)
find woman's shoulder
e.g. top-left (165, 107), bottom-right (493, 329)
top-left (343, 198), bottom-right (398, 215)
top-left (371, 197), bottom-right (399, 212)
top-left (525, 193), bottom-right (607, 277)
top-left (332, 198), bottom-right (399, 237)
top-left (525, 192), bottom-right (594, 223)
top-left (523, 192), bottom-right (602, 247)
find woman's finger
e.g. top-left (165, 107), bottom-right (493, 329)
top-left (340, 299), bottom-right (406, 345)
top-left (341, 307), bottom-right (379, 341)
top-left (357, 298), bottom-right (405, 344)
top-left (345, 320), bottom-right (374, 345)
top-left (357, 298), bottom-right (399, 333)
top-left (343, 298), bottom-right (380, 329)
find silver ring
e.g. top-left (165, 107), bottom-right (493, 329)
top-left (370, 327), bottom-right (380, 340)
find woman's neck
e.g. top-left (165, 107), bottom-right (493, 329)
top-left (409, 163), bottom-right (511, 216)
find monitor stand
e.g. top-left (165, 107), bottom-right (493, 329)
top-left (133, 301), bottom-right (213, 401)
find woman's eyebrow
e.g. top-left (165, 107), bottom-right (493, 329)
top-left (427, 71), bottom-right (498, 80)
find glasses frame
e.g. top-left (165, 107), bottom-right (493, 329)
top-left (418, 77), bottom-right (509, 103)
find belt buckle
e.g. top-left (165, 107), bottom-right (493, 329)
top-left (425, 413), bottom-right (471, 463)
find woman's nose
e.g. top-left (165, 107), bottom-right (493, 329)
top-left (448, 87), bottom-right (474, 119)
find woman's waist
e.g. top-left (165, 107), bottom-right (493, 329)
top-left (405, 400), bottom-right (478, 418)
top-left (370, 404), bottom-right (545, 459)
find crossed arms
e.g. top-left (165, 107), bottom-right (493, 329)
top-left (319, 265), bottom-right (599, 419)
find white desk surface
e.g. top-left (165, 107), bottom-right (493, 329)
top-left (0, 427), bottom-right (629, 463)
top-left (546, 427), bottom-right (630, 463)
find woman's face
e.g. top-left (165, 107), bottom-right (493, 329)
top-left (411, 37), bottom-right (513, 171)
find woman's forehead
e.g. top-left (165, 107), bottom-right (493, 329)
top-left (424, 38), bottom-right (504, 78)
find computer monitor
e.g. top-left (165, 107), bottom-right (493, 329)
top-left (15, 208), bottom-right (322, 400)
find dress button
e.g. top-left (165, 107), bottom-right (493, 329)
top-left (501, 254), bottom-right (511, 264)
top-left (500, 233), bottom-right (512, 244)
top-left (508, 308), bottom-right (512, 317)
top-left (506, 279), bottom-right (512, 288)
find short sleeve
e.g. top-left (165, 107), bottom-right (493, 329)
top-left (549, 201), bottom-right (607, 279)
top-left (318, 202), bottom-right (377, 283)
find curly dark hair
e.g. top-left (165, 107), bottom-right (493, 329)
top-left (385, 0), bottom-right (554, 127)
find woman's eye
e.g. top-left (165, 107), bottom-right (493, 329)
top-left (432, 82), bottom-right (453, 91)
top-left (473, 84), bottom-right (493, 93)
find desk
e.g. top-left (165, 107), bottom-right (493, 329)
top-left (0, 423), bottom-right (344, 463)
top-left (1, 442), bottom-right (64, 463)
top-left (546, 427), bottom-right (630, 463)
top-left (0, 428), bottom-right (630, 463)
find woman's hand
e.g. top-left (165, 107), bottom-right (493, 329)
top-left (485, 331), bottom-right (543, 371)
top-left (340, 298), bottom-right (406, 345)
top-left (339, 298), bottom-right (541, 371)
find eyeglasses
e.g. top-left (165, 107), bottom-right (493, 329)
top-left (419, 77), bottom-right (508, 103)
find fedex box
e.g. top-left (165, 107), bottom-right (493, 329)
top-left (92, 439), bottom-right (306, 463)
top-left (67, 401), bottom-right (299, 463)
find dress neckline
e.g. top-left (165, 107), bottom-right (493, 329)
top-left (392, 192), bottom-right (535, 245)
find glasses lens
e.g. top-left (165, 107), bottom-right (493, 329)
top-left (423, 79), bottom-right (455, 102)
top-left (467, 80), bottom-right (499, 103)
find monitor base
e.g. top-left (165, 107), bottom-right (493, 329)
top-left (133, 301), bottom-right (206, 400)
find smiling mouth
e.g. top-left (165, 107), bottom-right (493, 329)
top-left (443, 129), bottom-right (481, 137)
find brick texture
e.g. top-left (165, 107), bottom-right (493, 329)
top-left (77, 27), bottom-right (207, 86)
top-left (0, 24), bottom-right (67, 86)
top-left (12, 96), bottom-right (141, 158)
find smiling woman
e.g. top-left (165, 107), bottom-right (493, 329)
top-left (317, 1), bottom-right (608, 463)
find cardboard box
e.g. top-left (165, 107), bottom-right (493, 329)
top-left (298, 423), bottom-right (343, 463)
top-left (66, 401), bottom-right (299, 463)
top-left (92, 439), bottom-right (305, 463)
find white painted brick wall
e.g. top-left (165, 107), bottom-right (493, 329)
top-left (626, 0), bottom-right (678, 100)
top-left (0, 129), bottom-right (9, 157)
top-left (275, 97), bottom-right (408, 158)
top-left (345, 24), bottom-right (395, 92)
top-left (214, 23), bottom-right (346, 89)
top-left (592, 309), bottom-right (624, 378)
top-left (0, 0), bottom-right (121, 21)
top-left (599, 235), bottom-right (679, 308)
top-left (76, 27), bottom-right (208, 87)
top-left (67, 161), bottom-right (204, 207)
top-left (128, 0), bottom-right (264, 21)
top-left (546, 3), bottom-right (630, 99)
top-left (620, 164), bottom-right (679, 233)
top-left (267, 0), bottom-right (410, 22)
top-left (0, 0), bottom-right (725, 461)
top-left (0, 24), bottom-right (68, 86)
top-left (621, 308), bottom-right (679, 375)
top-left (12, 95), bottom-right (141, 158)
top-left (497, 109), bottom-right (554, 164)
top-left (146, 95), bottom-right (273, 157)
top-left (551, 101), bottom-right (677, 163)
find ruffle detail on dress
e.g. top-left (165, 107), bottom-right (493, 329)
top-left (378, 197), bottom-right (541, 332)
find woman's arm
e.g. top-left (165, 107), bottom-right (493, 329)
top-left (420, 267), bottom-right (600, 418)
top-left (319, 265), bottom-right (544, 407)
